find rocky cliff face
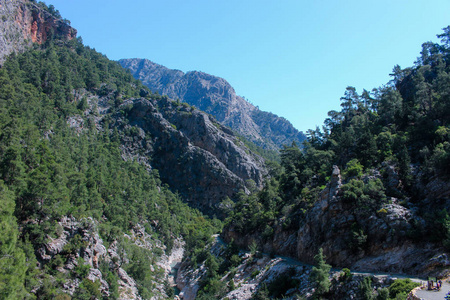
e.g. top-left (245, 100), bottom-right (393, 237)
top-left (223, 166), bottom-right (450, 277)
top-left (73, 86), bottom-right (266, 216)
top-left (176, 236), bottom-right (408, 300)
top-left (0, 0), bottom-right (76, 65)
top-left (119, 58), bottom-right (306, 151)
top-left (113, 96), bottom-right (266, 214)
top-left (33, 216), bottom-right (179, 300)
top-left (295, 166), bottom-right (449, 276)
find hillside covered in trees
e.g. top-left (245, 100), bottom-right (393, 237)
top-left (223, 26), bottom-right (450, 273)
top-left (1, 0), bottom-right (450, 299)
top-left (0, 3), bottom-right (224, 298)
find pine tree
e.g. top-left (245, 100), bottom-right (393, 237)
top-left (310, 248), bottom-right (331, 298)
top-left (360, 277), bottom-right (374, 300)
top-left (0, 182), bottom-right (28, 299)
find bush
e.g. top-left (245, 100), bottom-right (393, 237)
top-left (350, 223), bottom-right (368, 252)
top-left (376, 287), bottom-right (389, 300)
top-left (359, 277), bottom-right (374, 300)
top-left (253, 283), bottom-right (270, 300)
top-left (230, 254), bottom-right (241, 268)
top-left (310, 248), bottom-right (331, 297)
top-left (377, 208), bottom-right (388, 214)
top-left (73, 278), bottom-right (101, 300)
top-left (388, 278), bottom-right (419, 299)
top-left (340, 268), bottom-right (352, 282)
top-left (344, 159), bottom-right (364, 178)
top-left (341, 178), bottom-right (386, 212)
top-left (251, 270), bottom-right (260, 278)
top-left (73, 257), bottom-right (90, 278)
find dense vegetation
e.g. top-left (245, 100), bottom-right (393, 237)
top-left (0, 35), bottom-right (220, 298)
top-left (225, 27), bottom-right (450, 249)
top-left (2, 0), bottom-right (450, 297)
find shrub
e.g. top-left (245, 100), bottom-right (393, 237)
top-left (359, 277), bottom-right (374, 300)
top-left (253, 283), bottom-right (270, 300)
top-left (377, 208), bottom-right (388, 214)
top-left (340, 268), bottom-right (353, 282)
top-left (350, 223), bottom-right (368, 252)
top-left (344, 159), bottom-right (364, 178)
top-left (388, 278), bottom-right (419, 299)
top-left (73, 278), bottom-right (101, 300)
top-left (310, 248), bottom-right (331, 297)
top-left (73, 257), bottom-right (90, 278)
top-left (251, 270), bottom-right (260, 278)
top-left (376, 287), bottom-right (389, 300)
top-left (249, 240), bottom-right (258, 255)
top-left (230, 254), bottom-right (241, 268)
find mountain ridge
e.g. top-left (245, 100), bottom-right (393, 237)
top-left (1, 1), bottom-right (449, 299)
top-left (119, 58), bottom-right (306, 151)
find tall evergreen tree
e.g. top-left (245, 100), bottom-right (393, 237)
top-left (310, 248), bottom-right (331, 298)
top-left (0, 182), bottom-right (28, 299)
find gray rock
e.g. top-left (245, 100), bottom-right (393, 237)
top-left (115, 97), bottom-right (266, 215)
top-left (294, 165), bottom-right (444, 275)
top-left (118, 58), bottom-right (306, 151)
top-left (426, 176), bottom-right (450, 200)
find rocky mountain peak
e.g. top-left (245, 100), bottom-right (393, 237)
top-left (119, 58), bottom-right (306, 151)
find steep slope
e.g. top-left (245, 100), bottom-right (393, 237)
top-left (110, 95), bottom-right (266, 214)
top-left (119, 58), bottom-right (306, 151)
top-left (3, 1), bottom-right (447, 299)
top-left (0, 1), bottom-right (266, 298)
top-left (222, 27), bottom-right (450, 279)
top-left (0, 1), bottom-right (266, 217)
top-left (0, 0), bottom-right (76, 64)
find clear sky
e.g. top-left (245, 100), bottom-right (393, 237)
top-left (44, 0), bottom-right (450, 133)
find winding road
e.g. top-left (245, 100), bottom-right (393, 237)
top-left (215, 235), bottom-right (449, 300)
top-left (277, 254), bottom-right (450, 300)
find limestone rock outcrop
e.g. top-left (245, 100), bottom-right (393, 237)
top-left (175, 236), bottom-right (404, 300)
top-left (72, 84), bottom-right (266, 216)
top-left (119, 58), bottom-right (306, 151)
top-left (112, 96), bottom-right (266, 215)
top-left (34, 216), bottom-right (179, 299)
top-left (223, 165), bottom-right (449, 276)
top-left (0, 0), bottom-right (77, 65)
top-left (295, 166), bottom-right (447, 275)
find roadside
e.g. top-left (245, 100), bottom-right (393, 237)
top-left (214, 236), bottom-right (443, 299)
top-left (413, 280), bottom-right (450, 300)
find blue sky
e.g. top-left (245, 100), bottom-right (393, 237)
top-left (45, 0), bottom-right (450, 133)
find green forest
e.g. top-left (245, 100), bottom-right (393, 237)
top-left (1, 1), bottom-right (450, 299)
top-left (0, 37), bottom-right (220, 299)
top-left (225, 26), bottom-right (450, 249)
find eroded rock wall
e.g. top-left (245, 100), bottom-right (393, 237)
top-left (296, 166), bottom-right (449, 275)
top-left (118, 97), bottom-right (266, 215)
top-left (223, 165), bottom-right (450, 276)
top-left (0, 0), bottom-right (76, 65)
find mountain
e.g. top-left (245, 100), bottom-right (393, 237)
top-left (0, 0), bottom-right (76, 64)
top-left (111, 95), bottom-right (266, 214)
top-left (223, 29), bottom-right (450, 279)
top-left (0, 1), bottom-right (264, 298)
top-left (0, 0), bottom-right (265, 216)
top-left (1, 0), bottom-right (449, 299)
top-left (119, 58), bottom-right (306, 151)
